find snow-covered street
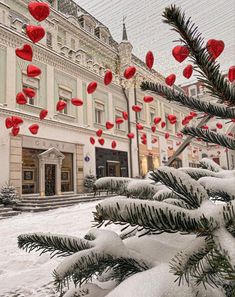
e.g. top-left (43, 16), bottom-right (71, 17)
top-left (0, 201), bottom-right (102, 297)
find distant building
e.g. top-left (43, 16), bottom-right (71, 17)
top-left (180, 76), bottom-right (235, 169)
top-left (0, 0), bottom-right (207, 197)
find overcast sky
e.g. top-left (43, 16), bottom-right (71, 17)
top-left (76, 0), bottom-right (235, 84)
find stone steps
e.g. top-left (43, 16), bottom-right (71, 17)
top-left (0, 204), bottom-right (21, 220)
top-left (13, 194), bottom-right (111, 212)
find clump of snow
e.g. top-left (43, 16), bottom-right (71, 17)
top-left (105, 263), bottom-right (224, 297)
top-left (200, 158), bottom-right (223, 172)
top-left (126, 179), bottom-right (159, 199)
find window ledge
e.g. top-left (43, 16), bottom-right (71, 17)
top-left (54, 113), bottom-right (76, 122)
top-left (19, 104), bottom-right (45, 114)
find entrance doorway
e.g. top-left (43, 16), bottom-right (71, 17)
top-left (107, 161), bottom-right (120, 177)
top-left (45, 164), bottom-right (56, 196)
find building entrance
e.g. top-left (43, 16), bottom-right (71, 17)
top-left (45, 164), bottom-right (56, 196)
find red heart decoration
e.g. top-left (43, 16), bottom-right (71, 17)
top-left (90, 137), bottom-right (95, 145)
top-left (23, 87), bottom-right (36, 98)
top-left (167, 114), bottom-right (177, 122)
top-left (228, 66), bottom-right (235, 82)
top-left (104, 70), bottom-right (113, 85)
top-left (115, 118), bottom-right (124, 124)
top-left (122, 111), bottom-right (128, 120)
top-left (132, 105), bottom-right (142, 112)
top-left (170, 119), bottom-right (177, 125)
top-left (154, 117), bottom-right (161, 124)
top-left (71, 98), bottom-right (83, 106)
top-left (151, 137), bottom-right (157, 144)
top-left (141, 133), bottom-right (146, 139)
top-left (182, 118), bottom-right (189, 126)
top-left (201, 125), bottom-right (209, 130)
top-left (27, 64), bottom-right (41, 77)
top-left (12, 116), bottom-right (23, 126)
top-left (16, 92), bottom-right (27, 105)
top-left (228, 132), bottom-right (234, 137)
top-left (26, 25), bottom-right (45, 43)
top-left (143, 96), bottom-right (153, 103)
top-left (106, 121), bottom-right (114, 130)
top-left (176, 132), bottom-right (183, 138)
top-left (127, 133), bottom-right (134, 139)
top-left (190, 111), bottom-right (197, 117)
top-left (136, 123), bottom-right (144, 130)
top-left (87, 82), bottom-right (97, 94)
top-left (186, 115), bottom-right (193, 121)
top-left (56, 100), bottom-right (67, 111)
top-left (96, 129), bottom-right (103, 137)
top-left (124, 66), bottom-right (136, 79)
top-left (142, 139), bottom-right (147, 145)
top-left (145, 51), bottom-right (154, 69)
top-left (161, 121), bottom-right (166, 128)
top-left (165, 74), bottom-right (176, 86)
top-left (151, 126), bottom-right (156, 133)
top-left (5, 117), bottom-right (13, 129)
top-left (172, 46), bottom-right (189, 63)
top-left (183, 64), bottom-right (193, 79)
top-left (111, 140), bottom-right (117, 149)
top-left (28, 2), bottom-right (50, 22)
top-left (216, 122), bottom-right (223, 129)
top-left (12, 126), bottom-right (20, 137)
top-left (39, 109), bottom-right (48, 120)
top-left (165, 132), bottom-right (170, 139)
top-left (207, 39), bottom-right (225, 59)
top-left (15, 44), bottom-right (33, 61)
top-left (29, 124), bottom-right (39, 135)
top-left (98, 138), bottom-right (105, 146)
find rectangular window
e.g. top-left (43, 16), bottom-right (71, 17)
top-left (115, 109), bottom-right (124, 130)
top-left (71, 38), bottom-right (75, 50)
top-left (22, 74), bottom-right (39, 106)
top-left (137, 102), bottom-right (144, 121)
top-left (150, 108), bottom-right (155, 125)
top-left (95, 102), bottom-right (105, 124)
top-left (58, 87), bottom-right (72, 115)
top-left (46, 32), bottom-right (52, 48)
top-left (165, 113), bottom-right (171, 130)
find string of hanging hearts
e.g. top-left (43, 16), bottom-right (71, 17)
top-left (7, 2), bottom-right (235, 153)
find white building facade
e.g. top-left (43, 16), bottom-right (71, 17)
top-left (0, 0), bottom-right (207, 197)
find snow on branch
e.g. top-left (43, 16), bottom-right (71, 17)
top-left (126, 179), bottom-right (160, 199)
top-left (182, 127), bottom-right (235, 150)
top-left (94, 197), bottom-right (226, 234)
top-left (200, 158), bottom-right (223, 172)
top-left (53, 229), bottom-right (153, 289)
top-left (150, 167), bottom-right (209, 208)
top-left (179, 167), bottom-right (218, 180)
top-left (94, 177), bottom-right (132, 195)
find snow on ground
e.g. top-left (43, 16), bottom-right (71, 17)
top-left (0, 201), bottom-right (104, 297)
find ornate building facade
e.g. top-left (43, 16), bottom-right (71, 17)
top-left (0, 0), bottom-right (207, 197)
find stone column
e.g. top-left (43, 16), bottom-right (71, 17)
top-left (39, 162), bottom-right (45, 197)
top-left (9, 136), bottom-right (22, 196)
top-left (76, 144), bottom-right (84, 193)
top-left (56, 160), bottom-right (62, 195)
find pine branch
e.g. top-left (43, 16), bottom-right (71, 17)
top-left (150, 167), bottom-right (209, 208)
top-left (162, 5), bottom-right (235, 105)
top-left (164, 198), bottom-right (193, 209)
top-left (94, 198), bottom-right (217, 234)
top-left (141, 81), bottom-right (235, 118)
top-left (18, 233), bottom-right (91, 258)
top-left (182, 127), bottom-right (235, 149)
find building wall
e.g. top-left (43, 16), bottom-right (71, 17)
top-left (0, 0), bottom-right (209, 196)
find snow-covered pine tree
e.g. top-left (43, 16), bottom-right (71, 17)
top-left (84, 174), bottom-right (96, 193)
top-left (17, 5), bottom-right (235, 297)
top-left (0, 183), bottom-right (17, 205)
